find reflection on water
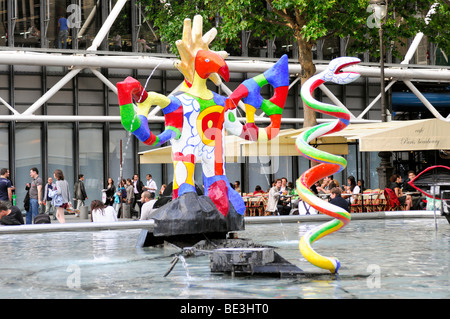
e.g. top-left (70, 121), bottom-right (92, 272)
top-left (0, 218), bottom-right (449, 298)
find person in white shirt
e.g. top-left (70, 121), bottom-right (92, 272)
top-left (144, 174), bottom-right (157, 196)
top-left (91, 200), bottom-right (118, 222)
top-left (343, 175), bottom-right (360, 204)
top-left (139, 191), bottom-right (157, 220)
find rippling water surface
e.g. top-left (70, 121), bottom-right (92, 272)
top-left (0, 218), bottom-right (449, 298)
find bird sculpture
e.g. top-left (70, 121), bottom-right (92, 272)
top-left (117, 15), bottom-right (289, 217)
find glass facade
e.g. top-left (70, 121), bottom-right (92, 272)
top-left (0, 1), bottom-right (444, 65)
top-left (79, 123), bottom-right (103, 203)
top-left (109, 126), bottom-right (135, 186)
top-left (15, 124), bottom-right (41, 207)
top-left (48, 122), bottom-right (74, 198)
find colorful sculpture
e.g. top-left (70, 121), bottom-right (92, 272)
top-left (117, 15), bottom-right (289, 218)
top-left (296, 57), bottom-right (361, 273)
top-left (408, 165), bottom-right (450, 199)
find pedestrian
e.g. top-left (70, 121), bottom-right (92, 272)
top-left (25, 167), bottom-right (43, 224)
top-left (105, 177), bottom-right (115, 206)
top-left (144, 174), bottom-right (157, 196)
top-left (57, 15), bottom-right (69, 49)
top-left (266, 179), bottom-right (281, 215)
top-left (73, 174), bottom-right (88, 217)
top-left (126, 178), bottom-right (137, 217)
top-left (90, 200), bottom-right (118, 223)
top-left (114, 179), bottom-right (126, 217)
top-left (43, 176), bottom-right (56, 220)
top-left (52, 169), bottom-right (71, 223)
top-left (0, 168), bottom-right (14, 204)
top-left (132, 174), bottom-right (144, 214)
top-left (139, 191), bottom-right (157, 220)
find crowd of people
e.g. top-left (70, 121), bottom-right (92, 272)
top-left (0, 166), bottom-right (429, 226)
top-left (0, 168), bottom-right (165, 226)
top-left (239, 170), bottom-right (425, 216)
top-left (100, 173), bottom-right (161, 222)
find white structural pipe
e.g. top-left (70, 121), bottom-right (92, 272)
top-left (21, 0), bottom-right (129, 116)
top-left (87, 0), bottom-right (128, 51)
top-left (90, 68), bottom-right (118, 94)
top-left (357, 79), bottom-right (397, 119)
top-left (404, 80), bottom-right (446, 121)
top-left (0, 220), bottom-right (155, 235)
top-left (0, 114), bottom-right (379, 124)
top-left (0, 50), bottom-right (449, 81)
top-left (0, 95), bottom-right (19, 115)
top-left (78, 0), bottom-right (100, 38)
top-left (358, 3), bottom-right (440, 120)
top-left (22, 67), bottom-right (82, 115)
top-left (319, 84), bottom-right (356, 119)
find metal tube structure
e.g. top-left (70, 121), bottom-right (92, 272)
top-left (319, 84), bottom-right (356, 119)
top-left (0, 50), bottom-right (448, 81)
top-left (0, 0), bottom-right (448, 124)
top-left (22, 67), bottom-right (82, 115)
top-left (87, 0), bottom-right (128, 51)
top-left (0, 114), bottom-right (380, 124)
top-left (380, 25), bottom-right (387, 122)
top-left (0, 220), bottom-right (155, 235)
top-left (404, 80), bottom-right (446, 121)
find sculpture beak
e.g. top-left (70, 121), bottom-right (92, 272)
top-left (218, 64), bottom-right (229, 82)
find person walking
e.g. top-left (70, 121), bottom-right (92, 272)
top-left (126, 178), bottom-right (136, 217)
top-left (0, 168), bottom-right (14, 204)
top-left (57, 15), bottom-right (69, 49)
top-left (25, 167), bottom-right (43, 224)
top-left (114, 179), bottom-right (126, 217)
top-left (43, 176), bottom-right (56, 220)
top-left (132, 174), bottom-right (144, 216)
top-left (53, 169), bottom-right (71, 224)
top-left (73, 174), bottom-right (88, 217)
top-left (105, 177), bottom-right (116, 206)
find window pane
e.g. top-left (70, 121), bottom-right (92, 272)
top-left (48, 123), bottom-right (74, 198)
top-left (109, 128), bottom-right (134, 185)
top-left (15, 124), bottom-right (41, 211)
top-left (140, 163), bottom-right (163, 193)
top-left (0, 124), bottom-right (9, 168)
top-left (79, 124), bottom-right (103, 207)
top-left (13, 0), bottom-right (41, 48)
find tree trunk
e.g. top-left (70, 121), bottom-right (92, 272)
top-left (296, 36), bottom-right (317, 129)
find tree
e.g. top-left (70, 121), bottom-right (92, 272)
top-left (140, 0), bottom-right (450, 127)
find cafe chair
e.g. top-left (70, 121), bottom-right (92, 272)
top-left (363, 189), bottom-right (373, 212)
top-left (371, 189), bottom-right (383, 211)
top-left (350, 194), bottom-right (362, 213)
top-left (383, 188), bottom-right (405, 211)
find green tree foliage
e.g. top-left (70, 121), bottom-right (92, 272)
top-left (140, 0), bottom-right (450, 126)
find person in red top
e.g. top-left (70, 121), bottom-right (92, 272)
top-left (252, 185), bottom-right (265, 195)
